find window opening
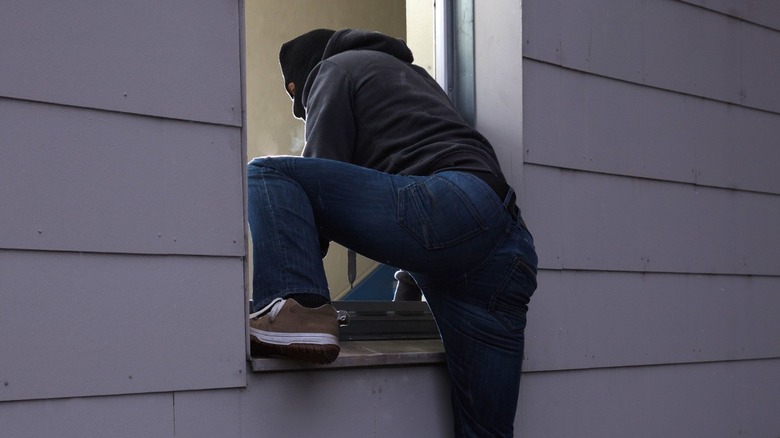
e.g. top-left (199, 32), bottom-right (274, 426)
top-left (244, 0), bottom-right (474, 341)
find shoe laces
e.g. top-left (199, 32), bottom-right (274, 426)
top-left (249, 297), bottom-right (285, 322)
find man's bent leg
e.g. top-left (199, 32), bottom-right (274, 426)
top-left (247, 158), bottom-right (339, 363)
top-left (247, 157), bottom-right (330, 310)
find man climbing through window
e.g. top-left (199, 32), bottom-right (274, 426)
top-left (247, 28), bottom-right (537, 438)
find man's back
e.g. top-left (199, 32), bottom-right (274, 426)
top-left (302, 30), bottom-right (503, 179)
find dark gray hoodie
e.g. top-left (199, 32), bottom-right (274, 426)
top-left (301, 29), bottom-right (506, 180)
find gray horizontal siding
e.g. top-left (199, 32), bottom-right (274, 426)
top-left (0, 365), bottom-right (453, 438)
top-left (0, 98), bottom-right (244, 257)
top-left (518, 358), bottom-right (780, 437)
top-left (1, 0), bottom-right (247, 408)
top-left (524, 270), bottom-right (780, 372)
top-left (0, 0), bottom-right (241, 126)
top-left (523, 164), bottom-right (780, 275)
top-left (681, 0), bottom-right (780, 31)
top-left (523, 0), bottom-right (780, 113)
top-left (0, 392), bottom-right (174, 438)
top-left (236, 366), bottom-right (453, 438)
top-left (8, 357), bottom-right (779, 438)
top-left (524, 60), bottom-right (780, 195)
top-left (0, 250), bottom-right (246, 402)
top-left (518, 0), bottom-right (780, 434)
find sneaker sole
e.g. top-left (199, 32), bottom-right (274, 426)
top-left (249, 329), bottom-right (340, 364)
top-left (249, 328), bottom-right (338, 346)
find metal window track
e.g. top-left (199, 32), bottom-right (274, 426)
top-left (333, 300), bottom-right (441, 341)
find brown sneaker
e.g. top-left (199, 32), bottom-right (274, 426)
top-left (249, 298), bottom-right (340, 364)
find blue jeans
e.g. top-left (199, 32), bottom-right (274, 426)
top-left (247, 156), bottom-right (537, 437)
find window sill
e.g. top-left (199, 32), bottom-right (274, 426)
top-left (250, 339), bottom-right (445, 373)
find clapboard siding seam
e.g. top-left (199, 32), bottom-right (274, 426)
top-left (0, 94), bottom-right (243, 129)
top-left (521, 57), bottom-right (780, 118)
top-left (536, 267), bottom-right (780, 279)
top-left (522, 355), bottom-right (780, 374)
top-left (523, 161), bottom-right (780, 198)
top-left (677, 0), bottom-right (780, 32)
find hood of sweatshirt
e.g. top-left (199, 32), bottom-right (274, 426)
top-left (322, 29), bottom-right (414, 64)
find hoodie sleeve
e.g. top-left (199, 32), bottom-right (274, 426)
top-left (301, 60), bottom-right (356, 162)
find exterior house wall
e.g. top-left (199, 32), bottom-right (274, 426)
top-left (3, 0), bottom-right (779, 437)
top-left (1, 0), bottom-right (246, 404)
top-left (514, 0), bottom-right (780, 435)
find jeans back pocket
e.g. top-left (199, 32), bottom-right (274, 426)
top-left (397, 176), bottom-right (487, 249)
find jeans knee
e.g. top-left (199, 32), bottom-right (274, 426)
top-left (247, 156), bottom-right (280, 178)
top-left (248, 155), bottom-right (271, 167)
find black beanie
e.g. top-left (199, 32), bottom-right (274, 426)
top-left (279, 29), bottom-right (336, 119)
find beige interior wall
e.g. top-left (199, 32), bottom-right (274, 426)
top-left (246, 0), bottom-right (406, 159)
top-left (245, 0), bottom-right (433, 299)
top-left (406, 0), bottom-right (435, 76)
